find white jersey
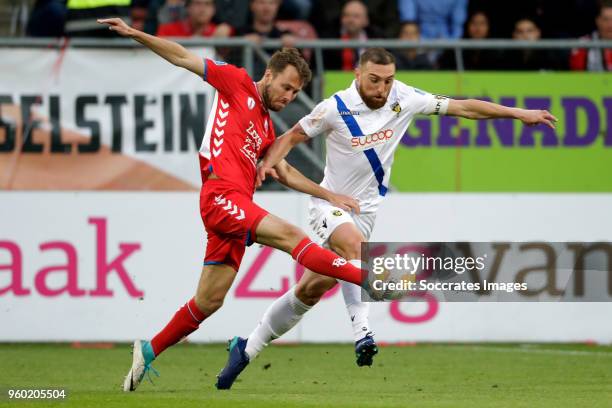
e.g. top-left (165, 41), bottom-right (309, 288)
top-left (299, 80), bottom-right (449, 213)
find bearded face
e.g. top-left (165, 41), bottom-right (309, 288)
top-left (358, 80), bottom-right (388, 109)
top-left (355, 61), bottom-right (395, 110)
top-left (261, 66), bottom-right (302, 112)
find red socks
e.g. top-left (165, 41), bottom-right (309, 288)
top-left (149, 240), bottom-right (361, 357)
top-left (291, 238), bottom-right (362, 285)
top-left (150, 297), bottom-right (206, 356)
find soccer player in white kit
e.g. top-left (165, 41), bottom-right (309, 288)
top-left (216, 48), bottom-right (557, 389)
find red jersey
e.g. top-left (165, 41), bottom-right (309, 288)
top-left (199, 59), bottom-right (276, 196)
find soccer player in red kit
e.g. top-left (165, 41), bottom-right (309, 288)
top-left (97, 18), bottom-right (368, 391)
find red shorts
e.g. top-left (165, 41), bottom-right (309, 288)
top-left (200, 179), bottom-right (268, 271)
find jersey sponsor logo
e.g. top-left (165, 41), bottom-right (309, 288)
top-left (339, 110), bottom-right (360, 116)
top-left (351, 129), bottom-right (394, 149)
top-left (332, 257), bottom-right (347, 267)
top-left (241, 121), bottom-right (263, 167)
top-left (247, 96), bottom-right (255, 110)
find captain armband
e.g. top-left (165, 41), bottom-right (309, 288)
top-left (431, 95), bottom-right (450, 115)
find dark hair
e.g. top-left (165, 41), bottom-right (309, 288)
top-left (463, 11), bottom-right (489, 39)
top-left (600, 0), bottom-right (612, 15)
top-left (400, 21), bottom-right (420, 31)
top-left (186, 0), bottom-right (214, 6)
top-left (358, 48), bottom-right (395, 66)
top-left (514, 16), bottom-right (540, 30)
top-left (267, 48), bottom-right (312, 85)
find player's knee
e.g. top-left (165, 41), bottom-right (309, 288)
top-left (277, 222), bottom-right (307, 251)
top-left (331, 236), bottom-right (362, 260)
top-left (284, 223), bottom-right (306, 242)
top-left (194, 292), bottom-right (224, 315)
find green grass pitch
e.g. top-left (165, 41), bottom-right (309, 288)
top-left (1, 342), bottom-right (611, 407)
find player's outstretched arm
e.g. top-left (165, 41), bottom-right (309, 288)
top-left (273, 160), bottom-right (360, 214)
top-left (447, 99), bottom-right (558, 129)
top-left (256, 122), bottom-right (309, 187)
top-left (97, 18), bottom-right (203, 77)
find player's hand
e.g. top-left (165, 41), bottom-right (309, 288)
top-left (326, 192), bottom-right (361, 215)
top-left (256, 163), bottom-right (279, 189)
top-left (518, 109), bottom-right (558, 129)
top-left (97, 18), bottom-right (133, 37)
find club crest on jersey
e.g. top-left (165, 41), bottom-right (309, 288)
top-left (247, 96), bottom-right (255, 110)
top-left (332, 210), bottom-right (343, 217)
top-left (391, 101), bottom-right (401, 114)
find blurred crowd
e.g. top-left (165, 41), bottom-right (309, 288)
top-left (24, 0), bottom-right (612, 71)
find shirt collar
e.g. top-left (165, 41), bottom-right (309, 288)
top-left (349, 80), bottom-right (365, 106)
top-left (252, 81), bottom-right (268, 113)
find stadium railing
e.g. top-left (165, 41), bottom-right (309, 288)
top-left (2, 37), bottom-right (612, 186)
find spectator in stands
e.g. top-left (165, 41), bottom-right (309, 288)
top-left (503, 17), bottom-right (568, 70)
top-left (393, 22), bottom-right (433, 70)
top-left (469, 0), bottom-right (599, 39)
top-left (27, 0), bottom-right (66, 37)
top-left (236, 0), bottom-right (294, 78)
top-left (466, 11), bottom-right (489, 40)
top-left (65, 0), bottom-right (130, 37)
top-left (143, 0), bottom-right (187, 34)
top-left (322, 0), bottom-right (385, 71)
top-left (439, 11), bottom-right (500, 70)
top-left (570, 0), bottom-right (612, 71)
top-left (157, 0), bottom-right (232, 37)
top-left (131, 0), bottom-right (150, 32)
top-left (236, 0), bottom-right (293, 43)
top-left (309, 0), bottom-right (397, 39)
top-left (397, 0), bottom-right (467, 40)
